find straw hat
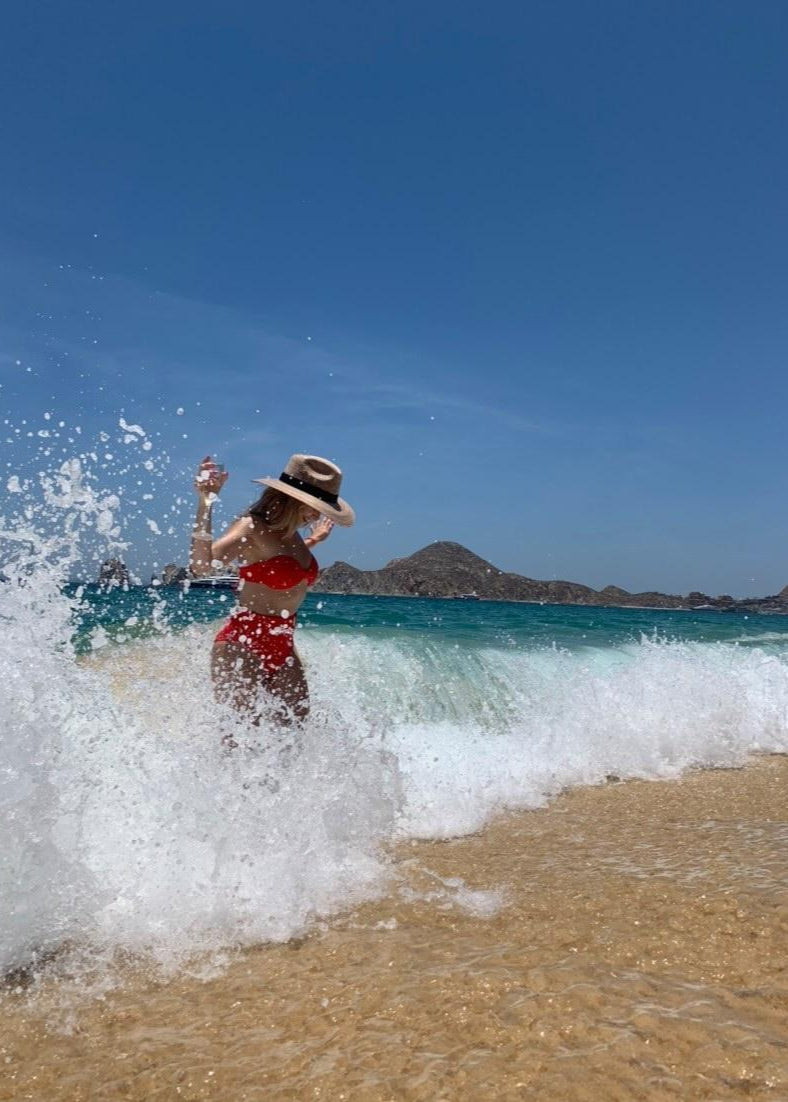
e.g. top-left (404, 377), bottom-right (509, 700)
top-left (254, 454), bottom-right (355, 526)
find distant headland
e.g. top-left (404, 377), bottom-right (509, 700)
top-left (312, 541), bottom-right (788, 614)
top-left (97, 542), bottom-right (788, 614)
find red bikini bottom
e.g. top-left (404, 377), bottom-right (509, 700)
top-left (214, 610), bottom-right (296, 673)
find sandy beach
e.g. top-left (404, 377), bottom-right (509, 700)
top-left (3, 754), bottom-right (787, 1101)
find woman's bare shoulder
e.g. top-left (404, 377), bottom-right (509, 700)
top-left (223, 514), bottom-right (256, 540)
top-left (239, 514), bottom-right (281, 551)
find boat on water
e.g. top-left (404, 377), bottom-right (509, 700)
top-left (185, 576), bottom-right (239, 590)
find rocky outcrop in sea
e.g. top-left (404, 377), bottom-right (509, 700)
top-left (161, 563), bottom-right (189, 586)
top-left (97, 557), bottom-right (130, 588)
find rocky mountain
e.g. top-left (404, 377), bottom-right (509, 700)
top-left (313, 541), bottom-right (788, 613)
top-left (161, 563), bottom-right (189, 586)
top-left (97, 557), bottom-right (130, 588)
top-left (314, 542), bottom-right (647, 604)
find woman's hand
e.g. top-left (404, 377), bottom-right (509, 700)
top-left (307, 516), bottom-right (335, 545)
top-left (194, 455), bottom-right (229, 497)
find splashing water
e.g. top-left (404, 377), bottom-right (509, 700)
top-left (3, 425), bottom-right (788, 980)
top-left (0, 428), bottom-right (399, 976)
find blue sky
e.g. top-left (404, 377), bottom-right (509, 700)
top-left (2, 1), bottom-right (788, 595)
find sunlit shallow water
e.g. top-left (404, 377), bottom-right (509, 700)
top-left (3, 757), bottom-right (787, 1101)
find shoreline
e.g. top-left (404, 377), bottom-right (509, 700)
top-left (4, 754), bottom-right (788, 1100)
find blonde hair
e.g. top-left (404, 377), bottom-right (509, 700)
top-left (247, 488), bottom-right (305, 537)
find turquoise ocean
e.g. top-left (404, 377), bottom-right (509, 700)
top-left (74, 580), bottom-right (788, 657)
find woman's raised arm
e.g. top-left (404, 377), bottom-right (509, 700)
top-left (190, 456), bottom-right (234, 576)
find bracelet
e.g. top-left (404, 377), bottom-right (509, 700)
top-left (192, 531), bottom-right (213, 540)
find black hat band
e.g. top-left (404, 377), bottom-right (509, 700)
top-left (278, 470), bottom-right (340, 507)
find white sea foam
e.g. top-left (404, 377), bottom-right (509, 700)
top-left (302, 629), bottom-right (788, 839)
top-left (0, 589), bottom-right (400, 974)
top-left (726, 631), bottom-right (788, 646)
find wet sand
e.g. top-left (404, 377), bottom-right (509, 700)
top-left (3, 755), bottom-right (788, 1101)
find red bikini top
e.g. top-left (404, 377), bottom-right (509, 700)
top-left (238, 553), bottom-right (319, 589)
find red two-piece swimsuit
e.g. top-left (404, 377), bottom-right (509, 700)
top-left (214, 554), bottom-right (319, 672)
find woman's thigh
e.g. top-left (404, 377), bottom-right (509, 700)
top-left (211, 641), bottom-right (309, 725)
top-left (266, 650), bottom-right (310, 724)
top-left (211, 641), bottom-right (267, 716)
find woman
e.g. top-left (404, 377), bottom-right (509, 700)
top-left (191, 453), bottom-right (355, 725)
